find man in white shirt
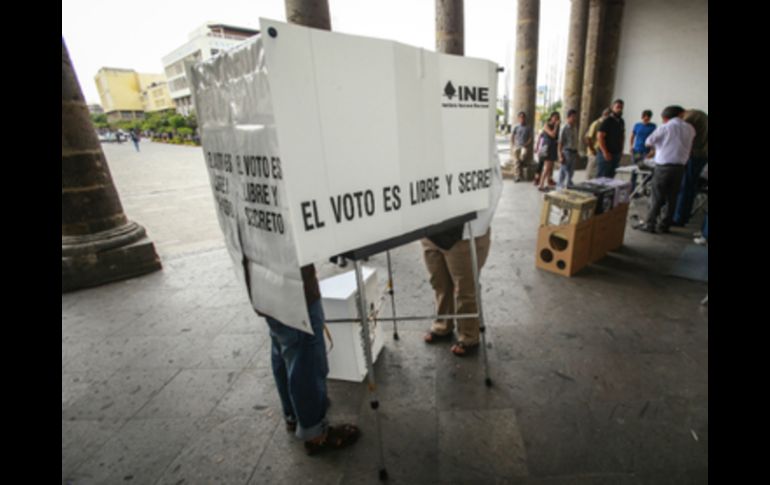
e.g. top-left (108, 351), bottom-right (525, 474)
top-left (637, 105), bottom-right (696, 233)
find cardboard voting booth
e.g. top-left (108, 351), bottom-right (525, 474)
top-left (190, 18), bottom-right (499, 333)
top-left (190, 19), bottom-right (501, 480)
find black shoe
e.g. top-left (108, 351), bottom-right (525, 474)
top-left (635, 224), bottom-right (655, 233)
top-left (286, 417), bottom-right (297, 433)
top-left (657, 226), bottom-right (671, 234)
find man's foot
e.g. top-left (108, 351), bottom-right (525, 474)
top-left (424, 331), bottom-right (453, 343)
top-left (450, 342), bottom-right (479, 357)
top-left (694, 236), bottom-right (708, 246)
top-left (286, 418), bottom-right (297, 433)
top-left (635, 224), bottom-right (655, 233)
top-left (305, 424), bottom-right (361, 456)
top-left (657, 226), bottom-right (671, 234)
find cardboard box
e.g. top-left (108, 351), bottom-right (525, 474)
top-left (606, 202), bottom-right (630, 251)
top-left (540, 189), bottom-right (597, 226)
top-left (588, 210), bottom-right (613, 263)
top-left (570, 182), bottom-right (615, 215)
top-left (588, 177), bottom-right (632, 207)
top-left (535, 218), bottom-right (594, 276)
top-left (320, 267), bottom-right (385, 382)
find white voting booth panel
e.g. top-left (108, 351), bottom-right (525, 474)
top-left (190, 19), bottom-right (497, 334)
top-left (319, 267), bottom-right (384, 382)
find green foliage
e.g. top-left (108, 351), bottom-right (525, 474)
top-left (90, 113), bottom-right (110, 130)
top-left (169, 115), bottom-right (187, 130)
top-left (142, 111), bottom-right (200, 145)
top-left (537, 100), bottom-right (564, 129)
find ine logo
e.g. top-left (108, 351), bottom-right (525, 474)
top-left (444, 81), bottom-right (457, 100)
top-left (442, 81), bottom-right (489, 102)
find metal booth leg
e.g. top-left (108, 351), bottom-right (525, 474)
top-left (467, 223), bottom-right (492, 387)
top-left (386, 251), bottom-right (399, 340)
top-left (354, 260), bottom-right (389, 481)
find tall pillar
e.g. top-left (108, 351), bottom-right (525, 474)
top-left (513, 0), bottom-right (539, 176)
top-left (594, 0), bottom-right (625, 119)
top-left (436, 0), bottom-right (464, 55)
top-left (284, 0), bottom-right (331, 30)
top-left (578, 0), bottom-right (605, 155)
top-left (563, 0), bottom-right (589, 123)
top-left (62, 38), bottom-right (161, 292)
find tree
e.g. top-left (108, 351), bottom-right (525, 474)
top-left (169, 115), bottom-right (187, 131)
top-left (90, 113), bottom-right (110, 130)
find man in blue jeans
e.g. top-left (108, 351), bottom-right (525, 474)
top-left (629, 110), bottom-right (656, 191)
top-left (673, 109), bottom-right (708, 226)
top-left (596, 99), bottom-right (626, 179)
top-left (264, 265), bottom-right (360, 455)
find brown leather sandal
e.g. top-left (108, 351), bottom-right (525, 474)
top-left (304, 424), bottom-right (361, 456)
top-left (451, 342), bottom-right (479, 356)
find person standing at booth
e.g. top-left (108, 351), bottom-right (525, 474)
top-left (263, 265), bottom-right (361, 455)
top-left (422, 161), bottom-right (502, 356)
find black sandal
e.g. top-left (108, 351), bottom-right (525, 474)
top-left (424, 331), bottom-right (453, 343)
top-left (304, 424), bottom-right (361, 455)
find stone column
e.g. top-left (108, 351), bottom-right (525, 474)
top-left (284, 0), bottom-right (331, 30)
top-left (563, 0), bottom-right (589, 139)
top-left (578, 0), bottom-right (604, 155)
top-left (62, 38), bottom-right (161, 292)
top-left (436, 0), bottom-right (464, 55)
top-left (594, 0), bottom-right (625, 120)
top-left (513, 0), bottom-right (539, 178)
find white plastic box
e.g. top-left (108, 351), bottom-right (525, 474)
top-left (319, 267), bottom-right (385, 382)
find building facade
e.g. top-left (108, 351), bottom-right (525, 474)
top-left (94, 68), bottom-right (144, 122)
top-left (95, 69), bottom-right (174, 121)
top-left (161, 22), bottom-right (259, 116)
top-left (141, 81), bottom-right (175, 114)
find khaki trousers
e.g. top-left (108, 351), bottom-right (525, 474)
top-left (511, 146), bottom-right (527, 179)
top-left (421, 229), bottom-right (491, 345)
top-left (585, 154), bottom-right (599, 180)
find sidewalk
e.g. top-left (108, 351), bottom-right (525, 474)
top-left (63, 141), bottom-right (708, 484)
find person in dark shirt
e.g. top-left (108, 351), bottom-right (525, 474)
top-left (596, 99), bottom-right (626, 178)
top-left (263, 264), bottom-right (361, 455)
top-left (673, 109), bottom-right (708, 226)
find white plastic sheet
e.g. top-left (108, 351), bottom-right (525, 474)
top-left (190, 37), bottom-right (311, 333)
top-left (190, 19), bottom-right (500, 333)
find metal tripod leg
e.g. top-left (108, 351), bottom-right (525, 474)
top-left (467, 223), bottom-right (492, 387)
top-left (386, 251), bottom-right (399, 340)
top-left (354, 260), bottom-right (388, 481)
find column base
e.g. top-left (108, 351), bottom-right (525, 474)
top-left (62, 222), bottom-right (162, 293)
